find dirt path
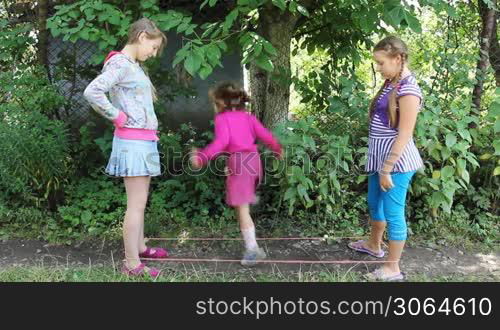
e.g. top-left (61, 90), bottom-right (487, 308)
top-left (1, 238), bottom-right (498, 280)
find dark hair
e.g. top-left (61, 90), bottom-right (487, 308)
top-left (209, 81), bottom-right (250, 113)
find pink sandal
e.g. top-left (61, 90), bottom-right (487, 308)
top-left (364, 268), bottom-right (405, 281)
top-left (139, 247), bottom-right (169, 259)
top-left (348, 240), bottom-right (385, 258)
top-left (122, 263), bottom-right (161, 278)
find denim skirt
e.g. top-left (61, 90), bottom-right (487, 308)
top-left (105, 136), bottom-right (161, 177)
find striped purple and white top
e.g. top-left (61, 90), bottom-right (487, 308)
top-left (365, 74), bottom-right (424, 173)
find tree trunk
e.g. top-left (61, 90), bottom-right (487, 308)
top-left (37, 0), bottom-right (51, 80)
top-left (249, 4), bottom-right (299, 128)
top-left (472, 0), bottom-right (496, 111)
top-left (488, 9), bottom-right (500, 87)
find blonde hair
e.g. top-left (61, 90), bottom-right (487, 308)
top-left (208, 81), bottom-right (250, 113)
top-left (127, 18), bottom-right (167, 102)
top-left (369, 36), bottom-right (409, 128)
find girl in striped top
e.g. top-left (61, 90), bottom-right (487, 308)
top-left (348, 36), bottom-right (424, 281)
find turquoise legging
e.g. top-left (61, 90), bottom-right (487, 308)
top-left (367, 171), bottom-right (416, 241)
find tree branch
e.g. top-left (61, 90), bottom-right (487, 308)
top-left (488, 10), bottom-right (500, 86)
top-left (472, 0), bottom-right (496, 112)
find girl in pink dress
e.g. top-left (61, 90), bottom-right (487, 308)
top-left (191, 82), bottom-right (282, 266)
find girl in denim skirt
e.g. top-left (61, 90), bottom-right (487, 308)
top-left (84, 18), bottom-right (168, 278)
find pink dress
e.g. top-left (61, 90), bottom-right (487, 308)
top-left (194, 110), bottom-right (282, 206)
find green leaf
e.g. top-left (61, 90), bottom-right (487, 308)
top-left (254, 55), bottom-right (274, 72)
top-left (98, 13), bottom-right (110, 22)
top-left (263, 40), bottom-right (278, 56)
top-left (494, 166), bottom-right (500, 176)
top-left (199, 64), bottom-right (213, 80)
top-left (441, 166), bottom-right (455, 179)
top-left (296, 5), bottom-right (310, 17)
top-left (68, 10), bottom-right (79, 19)
top-left (223, 9), bottom-right (239, 32)
top-left (52, 28), bottom-right (62, 38)
top-left (458, 130), bottom-right (472, 142)
top-left (443, 188), bottom-right (455, 204)
top-left (292, 166), bottom-right (304, 179)
top-left (317, 158), bottom-right (326, 170)
top-left (194, 46), bottom-right (206, 60)
top-left (272, 0), bottom-right (286, 11)
top-left (465, 154), bottom-right (480, 168)
top-left (80, 29), bottom-right (90, 40)
top-left (430, 192), bottom-right (445, 208)
top-left (288, 198), bottom-right (296, 215)
top-left (209, 26), bottom-right (223, 39)
top-left (109, 13), bottom-right (121, 25)
top-left (239, 32), bottom-right (253, 47)
top-left (217, 41), bottom-right (228, 52)
top-left (319, 181), bottom-right (329, 196)
top-left (254, 43), bottom-right (263, 57)
top-left (84, 9), bottom-right (96, 20)
top-left (94, 1), bottom-right (103, 10)
top-left (491, 102), bottom-right (500, 117)
top-left (387, 6), bottom-right (403, 26)
top-left (81, 210), bottom-right (92, 225)
top-left (206, 44), bottom-right (222, 67)
top-left (431, 149), bottom-right (442, 162)
top-left (461, 169), bottom-right (470, 184)
top-left (184, 53), bottom-right (202, 76)
top-left (185, 26), bottom-right (195, 35)
top-left (297, 184), bottom-right (307, 198)
top-left (176, 23), bottom-right (189, 33)
top-left (359, 14), bottom-right (374, 32)
top-left (356, 175), bottom-right (367, 184)
top-left (445, 133), bottom-right (457, 148)
top-left (494, 140), bottom-right (500, 155)
top-left (106, 35), bottom-right (117, 46)
top-left (457, 158), bottom-right (466, 171)
top-left (404, 11), bottom-right (421, 33)
top-left (284, 187), bottom-right (296, 201)
top-left (445, 5), bottom-right (458, 17)
top-left (172, 54), bottom-right (184, 68)
top-left (479, 153), bottom-right (493, 160)
top-left (200, 0), bottom-right (210, 9)
top-left (441, 147), bottom-right (451, 160)
top-left (201, 23), bottom-right (217, 38)
top-left (161, 17), bottom-right (183, 31)
top-left (428, 182), bottom-right (440, 190)
top-left (341, 161), bottom-right (349, 172)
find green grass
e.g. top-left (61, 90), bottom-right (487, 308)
top-left (1, 265), bottom-right (497, 282)
top-left (407, 273), bottom-right (499, 282)
top-left (0, 265), bottom-right (366, 282)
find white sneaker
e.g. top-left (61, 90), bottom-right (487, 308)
top-left (240, 247), bottom-right (266, 266)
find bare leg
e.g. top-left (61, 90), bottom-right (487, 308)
top-left (123, 176), bottom-right (150, 270)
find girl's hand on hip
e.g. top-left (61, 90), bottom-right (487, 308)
top-left (379, 172), bottom-right (394, 192)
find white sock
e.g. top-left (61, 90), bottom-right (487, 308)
top-left (241, 226), bottom-right (258, 251)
